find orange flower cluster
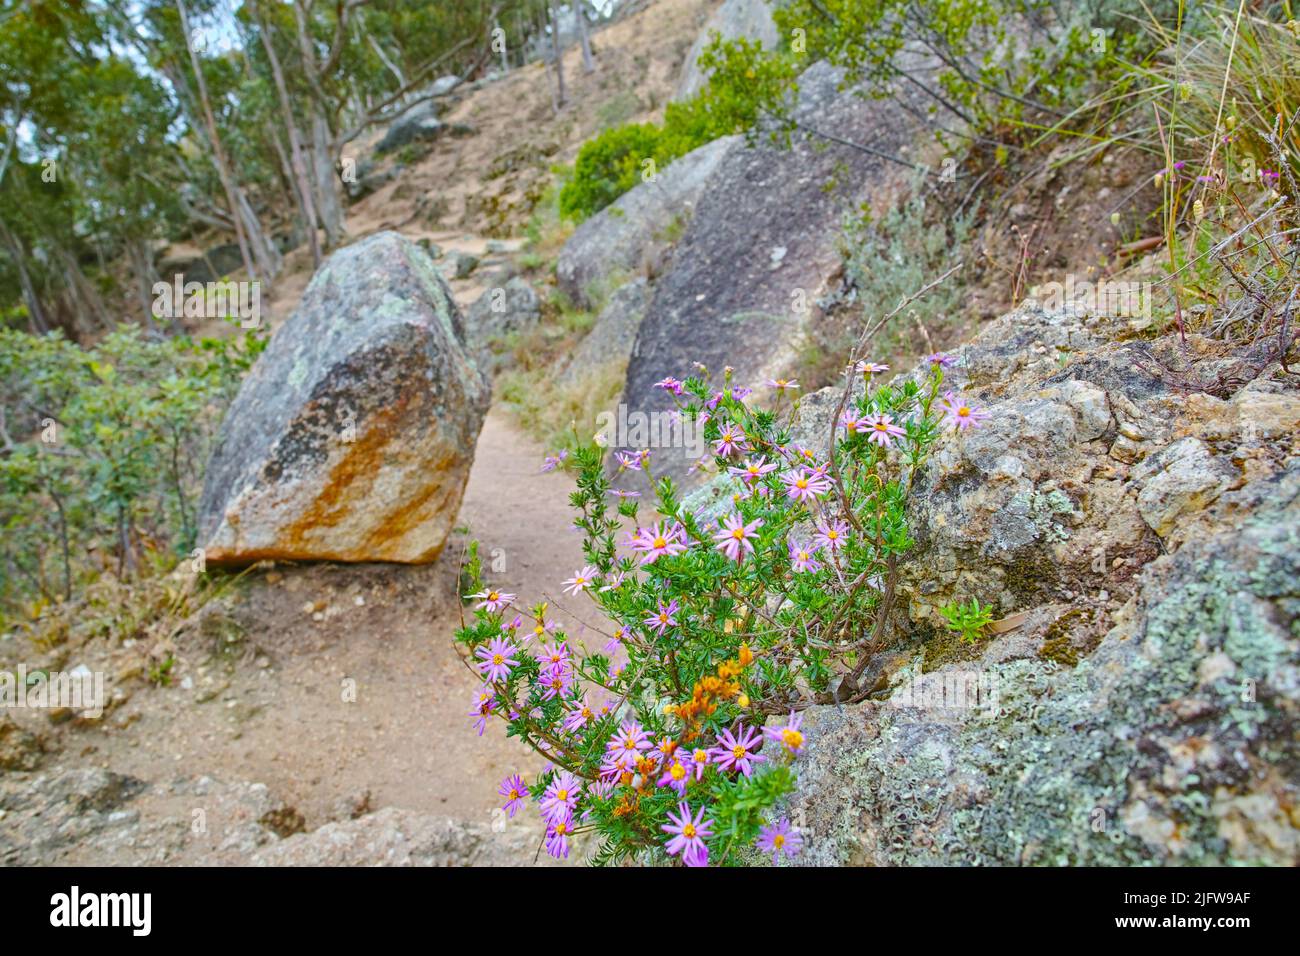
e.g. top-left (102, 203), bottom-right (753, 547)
top-left (668, 644), bottom-right (755, 743)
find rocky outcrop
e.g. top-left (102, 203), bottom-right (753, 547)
top-left (776, 302), bottom-right (1300, 866)
top-left (556, 135), bottom-right (736, 309)
top-left (625, 62), bottom-right (927, 483)
top-left (0, 767), bottom-right (541, 866)
top-left (675, 0), bottom-right (780, 101)
top-left (251, 806), bottom-right (549, 867)
top-left (789, 463), bottom-right (1300, 865)
top-left (198, 231), bottom-right (490, 565)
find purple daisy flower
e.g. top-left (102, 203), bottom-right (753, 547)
top-left (545, 818), bottom-right (573, 859)
top-left (711, 723), bottom-right (765, 777)
top-left (498, 774), bottom-right (529, 817)
top-left (939, 391), bottom-right (991, 431)
top-left (644, 598), bottom-right (681, 635)
top-left (562, 565), bottom-right (599, 596)
top-left (814, 516), bottom-right (849, 553)
top-left (630, 521), bottom-right (688, 565)
top-left (762, 711), bottom-right (806, 754)
top-left (662, 801), bottom-right (713, 866)
top-left (787, 540), bottom-right (822, 574)
top-left (563, 694), bottom-right (595, 733)
top-left (475, 637), bottom-right (520, 683)
top-left (539, 770), bottom-right (581, 824)
top-left (756, 818), bottom-right (803, 863)
top-left (780, 468), bottom-right (831, 504)
top-left (728, 456), bottom-right (779, 485)
top-left (657, 755), bottom-right (690, 794)
top-left (713, 423), bottom-right (748, 456)
top-left (713, 512), bottom-right (763, 561)
top-left (927, 352), bottom-right (957, 370)
top-left (469, 589), bottom-right (515, 613)
top-left (606, 720), bottom-right (652, 766)
top-left (862, 413), bottom-right (906, 448)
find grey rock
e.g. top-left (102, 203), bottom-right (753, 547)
top-left (625, 62), bottom-right (928, 484)
top-left (0, 716), bottom-right (44, 772)
top-left (559, 278), bottom-right (651, 385)
top-left (250, 806), bottom-right (550, 867)
top-left (788, 465), bottom-right (1300, 866)
top-left (1133, 436), bottom-right (1238, 537)
top-left (447, 251), bottom-right (481, 280)
top-left (556, 135), bottom-right (736, 309)
top-left (465, 276), bottom-right (542, 356)
top-left (197, 231), bottom-right (490, 565)
top-left (675, 0), bottom-right (780, 101)
top-left (346, 161), bottom-right (405, 202)
top-left (376, 101), bottom-right (444, 155)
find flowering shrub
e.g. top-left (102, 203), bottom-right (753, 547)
top-left (455, 353), bottom-right (986, 866)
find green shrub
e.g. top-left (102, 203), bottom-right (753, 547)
top-left (0, 324), bottom-right (263, 624)
top-left (559, 123), bottom-right (665, 220)
top-left (557, 36), bottom-right (799, 221)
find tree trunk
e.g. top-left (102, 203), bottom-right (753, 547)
top-left (235, 190), bottom-right (283, 281)
top-left (0, 218), bottom-right (49, 333)
top-left (257, 6), bottom-right (322, 268)
top-left (55, 244), bottom-right (111, 332)
top-left (175, 0), bottom-right (259, 285)
top-left (576, 2), bottom-right (594, 73)
top-left (127, 237), bottom-right (171, 333)
top-left (549, 3), bottom-right (566, 110)
top-left (311, 110), bottom-right (345, 249)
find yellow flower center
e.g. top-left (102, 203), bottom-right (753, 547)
top-left (773, 834), bottom-right (785, 849)
top-left (492, 654), bottom-right (504, 665)
top-left (827, 530), bottom-right (838, 540)
top-left (782, 729), bottom-right (804, 749)
top-left (554, 822), bottom-right (568, 835)
top-left (796, 478), bottom-right (808, 489)
top-left (556, 789), bottom-right (568, 801)
top-left (874, 422), bottom-right (888, 431)
top-left (653, 536), bottom-right (666, 549)
top-left (959, 407), bottom-right (970, 417)
top-left (683, 823), bottom-right (697, 839)
top-left (694, 750), bottom-right (708, 764)
top-left (659, 613), bottom-right (668, 624)
top-left (732, 745), bottom-right (746, 759)
top-left (509, 789), bottom-right (520, 800)
top-left (488, 591), bottom-right (499, 601)
top-left (671, 763), bottom-right (686, 780)
top-left (732, 528), bottom-right (745, 539)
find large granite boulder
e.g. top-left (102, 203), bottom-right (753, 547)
top-left (624, 61), bottom-right (927, 483)
top-left (197, 231), bottom-right (490, 565)
top-left (731, 294), bottom-right (1300, 866)
top-left (675, 0), bottom-right (780, 101)
top-left (786, 462), bottom-right (1300, 866)
top-left (556, 135), bottom-right (736, 309)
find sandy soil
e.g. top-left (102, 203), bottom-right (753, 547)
top-left (11, 407), bottom-right (603, 836)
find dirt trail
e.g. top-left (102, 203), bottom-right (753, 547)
top-left (20, 408), bottom-right (594, 839)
